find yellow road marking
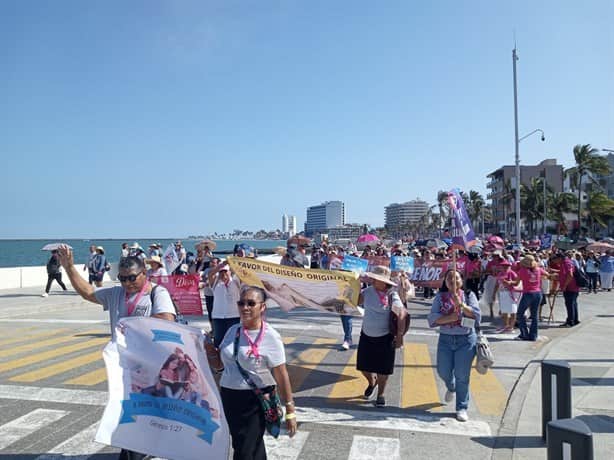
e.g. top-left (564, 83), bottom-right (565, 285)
top-left (287, 338), bottom-right (336, 392)
top-left (10, 350), bottom-right (103, 382)
top-left (64, 367), bottom-right (108, 386)
top-left (328, 350), bottom-right (365, 402)
top-left (470, 364), bottom-right (508, 416)
top-left (401, 343), bottom-right (441, 410)
top-left (282, 336), bottom-right (295, 345)
top-left (0, 330), bottom-right (106, 358)
top-left (0, 337), bottom-right (109, 373)
top-left (0, 328), bottom-right (67, 347)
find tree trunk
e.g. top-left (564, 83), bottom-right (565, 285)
top-left (577, 176), bottom-right (583, 235)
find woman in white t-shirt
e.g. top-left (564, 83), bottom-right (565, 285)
top-left (205, 286), bottom-right (297, 459)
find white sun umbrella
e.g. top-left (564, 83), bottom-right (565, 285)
top-left (41, 243), bottom-right (72, 251)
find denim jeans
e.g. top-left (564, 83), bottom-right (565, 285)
top-left (517, 292), bottom-right (542, 340)
top-left (340, 315), bottom-right (353, 342)
top-left (436, 332), bottom-right (477, 411)
top-left (563, 291), bottom-right (579, 325)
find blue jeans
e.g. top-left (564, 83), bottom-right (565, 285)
top-left (517, 292), bottom-right (542, 340)
top-left (340, 315), bottom-right (353, 342)
top-left (563, 291), bottom-right (579, 325)
top-left (212, 317), bottom-right (241, 347)
top-left (436, 332), bottom-right (477, 411)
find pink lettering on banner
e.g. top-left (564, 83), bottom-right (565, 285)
top-left (151, 275), bottom-right (203, 316)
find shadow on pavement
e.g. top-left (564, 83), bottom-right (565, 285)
top-left (472, 435), bottom-right (544, 449)
top-left (572, 377), bottom-right (614, 386)
top-left (575, 414), bottom-right (614, 433)
top-left (288, 365), bottom-right (354, 392)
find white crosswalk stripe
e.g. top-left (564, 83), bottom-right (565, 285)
top-left (348, 435), bottom-right (400, 460)
top-left (264, 431), bottom-right (310, 460)
top-left (34, 422), bottom-right (105, 460)
top-left (0, 408), bottom-right (68, 450)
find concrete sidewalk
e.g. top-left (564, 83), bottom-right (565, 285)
top-left (496, 311), bottom-right (614, 459)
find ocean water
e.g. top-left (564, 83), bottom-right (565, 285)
top-left (0, 239), bottom-right (283, 268)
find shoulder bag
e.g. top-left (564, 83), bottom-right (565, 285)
top-left (233, 327), bottom-right (284, 438)
top-left (475, 322), bottom-right (494, 374)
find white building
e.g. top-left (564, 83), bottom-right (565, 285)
top-left (282, 214), bottom-right (289, 233)
top-left (384, 199), bottom-right (429, 229)
top-left (288, 215), bottom-right (297, 237)
top-left (305, 201), bottom-right (345, 236)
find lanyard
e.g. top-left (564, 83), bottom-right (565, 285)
top-left (125, 281), bottom-right (150, 316)
top-left (242, 322), bottom-right (267, 359)
top-left (375, 289), bottom-right (388, 307)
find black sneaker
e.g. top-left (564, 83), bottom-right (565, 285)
top-left (558, 323), bottom-right (572, 328)
top-left (375, 396), bottom-right (386, 407)
top-left (363, 383), bottom-right (377, 400)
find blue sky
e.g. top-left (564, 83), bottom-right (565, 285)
top-left (2, 1), bottom-right (612, 238)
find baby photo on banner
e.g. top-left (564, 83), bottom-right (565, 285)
top-left (96, 317), bottom-right (229, 460)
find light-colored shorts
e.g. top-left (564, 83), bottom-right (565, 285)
top-left (498, 290), bottom-right (521, 314)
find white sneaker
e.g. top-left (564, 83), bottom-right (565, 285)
top-left (444, 390), bottom-right (455, 403)
top-left (456, 409), bottom-right (468, 422)
top-left (341, 341), bottom-right (350, 350)
top-left (41, 293), bottom-right (48, 297)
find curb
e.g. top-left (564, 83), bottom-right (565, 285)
top-left (490, 317), bottom-right (595, 460)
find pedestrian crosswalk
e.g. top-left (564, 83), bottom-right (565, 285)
top-left (0, 403), bottom-right (487, 460)
top-left (0, 325), bottom-right (510, 419)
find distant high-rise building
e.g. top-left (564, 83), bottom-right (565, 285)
top-left (288, 215), bottom-right (297, 237)
top-left (282, 214), bottom-right (288, 233)
top-left (305, 201), bottom-right (345, 236)
top-left (384, 199), bottom-right (429, 230)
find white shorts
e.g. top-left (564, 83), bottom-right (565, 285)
top-left (483, 276), bottom-right (497, 305)
top-left (498, 290), bottom-right (521, 314)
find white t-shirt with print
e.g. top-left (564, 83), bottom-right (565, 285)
top-left (211, 276), bottom-right (241, 319)
top-left (219, 323), bottom-right (285, 390)
top-left (95, 284), bottom-right (175, 341)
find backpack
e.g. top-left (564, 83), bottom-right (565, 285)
top-left (573, 266), bottom-right (589, 288)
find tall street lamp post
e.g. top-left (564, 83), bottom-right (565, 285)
top-left (512, 47), bottom-right (545, 242)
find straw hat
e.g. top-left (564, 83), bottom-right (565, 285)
top-left (365, 265), bottom-right (397, 286)
top-left (520, 255), bottom-right (537, 269)
top-left (96, 246), bottom-right (105, 254)
top-left (146, 255), bottom-right (163, 267)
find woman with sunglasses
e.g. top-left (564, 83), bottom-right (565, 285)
top-left (205, 285), bottom-right (297, 460)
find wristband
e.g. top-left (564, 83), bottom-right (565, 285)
top-left (285, 413), bottom-right (296, 421)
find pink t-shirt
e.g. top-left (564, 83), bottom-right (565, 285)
top-left (558, 258), bottom-right (579, 293)
top-left (497, 269), bottom-right (521, 292)
top-left (516, 266), bottom-right (547, 293)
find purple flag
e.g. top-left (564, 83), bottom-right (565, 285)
top-left (447, 189), bottom-right (477, 250)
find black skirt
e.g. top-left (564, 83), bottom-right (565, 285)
top-left (221, 387), bottom-right (267, 460)
top-left (356, 331), bottom-right (395, 375)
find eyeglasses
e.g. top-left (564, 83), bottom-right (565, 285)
top-left (237, 300), bottom-right (260, 308)
top-left (118, 271), bottom-right (143, 283)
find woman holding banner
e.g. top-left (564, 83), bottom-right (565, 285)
top-left (205, 286), bottom-right (297, 460)
top-left (428, 269), bottom-right (481, 422)
top-left (357, 266), bottom-right (403, 408)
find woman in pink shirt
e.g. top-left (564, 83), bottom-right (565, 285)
top-left (510, 255), bottom-right (551, 341)
top-left (496, 260), bottom-right (521, 333)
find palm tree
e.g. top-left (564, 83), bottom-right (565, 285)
top-left (499, 178), bottom-right (514, 237)
top-left (466, 190), bottom-right (485, 230)
top-left (566, 144), bottom-right (612, 234)
top-left (584, 191), bottom-right (614, 237)
top-left (520, 177), bottom-right (545, 237)
top-left (549, 192), bottom-right (577, 235)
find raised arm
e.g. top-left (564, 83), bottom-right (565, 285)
top-left (57, 244), bottom-right (100, 304)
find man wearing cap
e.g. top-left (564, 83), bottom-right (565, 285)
top-left (207, 261), bottom-right (241, 347)
top-left (56, 245), bottom-right (176, 460)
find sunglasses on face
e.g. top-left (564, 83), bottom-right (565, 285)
top-left (237, 299), bottom-right (260, 308)
top-left (118, 272), bottom-right (143, 283)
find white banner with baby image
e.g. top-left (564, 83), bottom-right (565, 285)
top-left (96, 317), bottom-right (229, 460)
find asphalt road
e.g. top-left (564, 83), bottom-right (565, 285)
top-left (0, 285), bottom-right (608, 459)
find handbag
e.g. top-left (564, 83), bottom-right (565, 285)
top-left (388, 292), bottom-right (410, 347)
top-left (233, 327), bottom-right (284, 438)
top-left (475, 323), bottom-right (494, 374)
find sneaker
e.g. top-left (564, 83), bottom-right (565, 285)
top-left (456, 409), bottom-right (469, 422)
top-left (558, 323), bottom-right (572, 328)
top-left (41, 293), bottom-right (48, 297)
top-left (363, 383), bottom-right (378, 400)
top-left (445, 390), bottom-right (455, 403)
top-left (375, 396), bottom-right (386, 407)
top-left (341, 341), bottom-right (350, 351)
